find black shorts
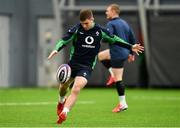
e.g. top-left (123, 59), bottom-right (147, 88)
top-left (110, 59), bottom-right (126, 68)
top-left (68, 63), bottom-right (92, 81)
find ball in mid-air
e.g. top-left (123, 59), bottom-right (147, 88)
top-left (56, 64), bottom-right (71, 84)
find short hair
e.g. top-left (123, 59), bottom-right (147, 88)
top-left (109, 4), bottom-right (120, 15)
top-left (79, 9), bottom-right (93, 21)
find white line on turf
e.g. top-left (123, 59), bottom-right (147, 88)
top-left (0, 101), bottom-right (95, 106)
top-left (131, 96), bottom-right (180, 100)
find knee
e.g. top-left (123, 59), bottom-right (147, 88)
top-left (71, 86), bottom-right (81, 95)
top-left (98, 52), bottom-right (103, 61)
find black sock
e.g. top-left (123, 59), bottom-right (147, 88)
top-left (101, 60), bottom-right (111, 69)
top-left (115, 81), bottom-right (125, 96)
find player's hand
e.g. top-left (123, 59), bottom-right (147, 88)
top-left (131, 44), bottom-right (144, 55)
top-left (128, 54), bottom-right (135, 63)
top-left (48, 50), bottom-right (58, 60)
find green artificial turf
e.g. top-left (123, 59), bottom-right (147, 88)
top-left (0, 87), bottom-right (180, 127)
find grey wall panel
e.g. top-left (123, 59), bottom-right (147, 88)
top-left (28, 0), bottom-right (53, 86)
top-left (37, 18), bottom-right (65, 87)
top-left (7, 0), bottom-right (29, 86)
top-left (0, 0), bottom-right (53, 86)
top-left (0, 16), bottom-right (10, 87)
top-left (0, 0), bottom-right (14, 13)
top-left (149, 16), bottom-right (180, 86)
top-left (29, 0), bottom-right (53, 16)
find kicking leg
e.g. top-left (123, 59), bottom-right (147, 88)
top-left (57, 76), bottom-right (87, 124)
top-left (57, 78), bottom-right (74, 115)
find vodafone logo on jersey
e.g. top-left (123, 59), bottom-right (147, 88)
top-left (82, 36), bottom-right (95, 48)
top-left (85, 36), bottom-right (94, 44)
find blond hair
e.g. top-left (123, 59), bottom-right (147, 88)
top-left (109, 4), bottom-right (120, 15)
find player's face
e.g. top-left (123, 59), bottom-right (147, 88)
top-left (80, 18), bottom-right (94, 31)
top-left (106, 6), bottom-right (113, 20)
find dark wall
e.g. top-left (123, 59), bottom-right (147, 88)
top-left (149, 15), bottom-right (180, 87)
top-left (76, 0), bottom-right (137, 5)
top-left (0, 0), bottom-right (29, 86)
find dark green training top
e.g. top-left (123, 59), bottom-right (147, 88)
top-left (54, 23), bottom-right (132, 69)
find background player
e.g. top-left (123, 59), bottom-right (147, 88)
top-left (98, 4), bottom-right (137, 112)
top-left (48, 9), bottom-right (144, 124)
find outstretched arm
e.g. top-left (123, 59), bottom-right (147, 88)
top-left (47, 39), bottom-right (70, 60)
top-left (101, 30), bottom-right (144, 55)
top-left (47, 39), bottom-right (66, 60)
top-left (48, 50), bottom-right (58, 60)
top-left (47, 24), bottom-right (78, 60)
top-left (131, 43), bottom-right (144, 55)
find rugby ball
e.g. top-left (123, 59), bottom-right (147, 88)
top-left (56, 64), bottom-right (71, 84)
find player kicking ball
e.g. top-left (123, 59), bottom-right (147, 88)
top-left (48, 9), bottom-right (144, 125)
